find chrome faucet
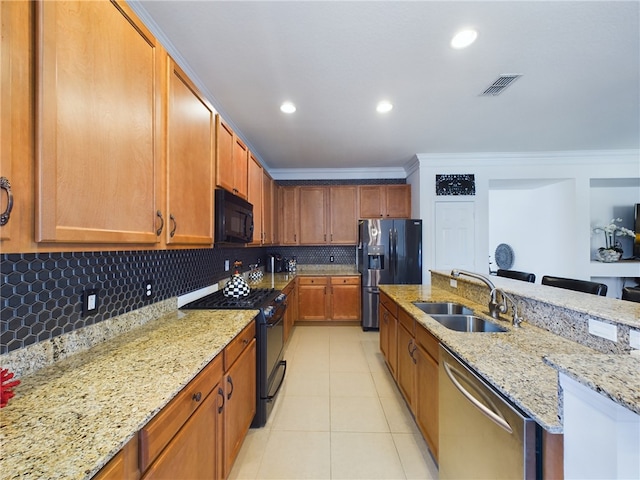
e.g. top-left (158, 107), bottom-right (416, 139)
top-left (493, 289), bottom-right (523, 328)
top-left (450, 269), bottom-right (501, 318)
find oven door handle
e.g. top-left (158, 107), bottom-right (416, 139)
top-left (266, 314), bottom-right (284, 328)
top-left (266, 360), bottom-right (287, 402)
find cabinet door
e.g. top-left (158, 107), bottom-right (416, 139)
top-left (248, 154), bottom-right (263, 245)
top-left (279, 186), bottom-right (299, 245)
top-left (224, 339), bottom-right (256, 478)
top-left (397, 321), bottom-right (416, 412)
top-left (299, 187), bottom-right (327, 244)
top-left (262, 172), bottom-right (274, 244)
top-left (36, 1), bottom-right (161, 244)
top-left (415, 344), bottom-right (438, 461)
top-left (232, 136), bottom-right (248, 199)
top-left (359, 186), bottom-right (384, 218)
top-left (330, 276), bottom-right (360, 320)
top-left (329, 186), bottom-right (358, 244)
top-left (94, 435), bottom-right (139, 480)
top-left (143, 390), bottom-right (218, 480)
top-left (166, 60), bottom-right (214, 246)
top-left (385, 185), bottom-right (411, 218)
top-left (215, 116), bottom-right (234, 194)
top-left (298, 277), bottom-right (328, 320)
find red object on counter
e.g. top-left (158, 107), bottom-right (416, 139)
top-left (1, 368), bottom-right (20, 408)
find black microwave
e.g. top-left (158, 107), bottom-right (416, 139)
top-left (214, 188), bottom-right (254, 245)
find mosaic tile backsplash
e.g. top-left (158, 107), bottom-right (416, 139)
top-left (1, 245), bottom-right (356, 354)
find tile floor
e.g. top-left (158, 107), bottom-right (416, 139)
top-left (228, 325), bottom-right (439, 480)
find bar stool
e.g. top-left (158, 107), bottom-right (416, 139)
top-left (496, 269), bottom-right (536, 283)
top-left (541, 275), bottom-right (608, 296)
top-left (621, 287), bottom-right (640, 303)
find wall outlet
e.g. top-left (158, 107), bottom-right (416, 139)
top-left (588, 319), bottom-right (617, 342)
top-left (145, 281), bottom-right (153, 298)
top-left (630, 329), bottom-right (640, 350)
top-left (225, 259), bottom-right (230, 271)
top-left (83, 288), bottom-right (99, 316)
top-left (330, 256), bottom-right (334, 263)
top-left (450, 279), bottom-right (457, 288)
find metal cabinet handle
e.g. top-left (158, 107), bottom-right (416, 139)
top-left (443, 360), bottom-right (513, 433)
top-left (192, 391), bottom-right (202, 402)
top-left (217, 386), bottom-right (225, 414)
top-left (156, 210), bottom-right (164, 236)
top-left (0, 177), bottom-right (14, 226)
top-left (227, 375), bottom-right (234, 400)
top-left (169, 214), bottom-right (177, 237)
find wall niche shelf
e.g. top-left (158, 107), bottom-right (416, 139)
top-left (589, 260), bottom-right (640, 279)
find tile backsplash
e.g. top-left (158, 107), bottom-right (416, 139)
top-left (1, 245), bottom-right (356, 354)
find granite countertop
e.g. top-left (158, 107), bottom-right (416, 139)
top-left (378, 284), bottom-right (633, 432)
top-left (0, 309), bottom-right (257, 480)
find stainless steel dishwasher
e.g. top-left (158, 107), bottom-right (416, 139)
top-left (439, 345), bottom-right (539, 479)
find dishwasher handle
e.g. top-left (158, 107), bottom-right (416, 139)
top-left (443, 360), bottom-right (513, 434)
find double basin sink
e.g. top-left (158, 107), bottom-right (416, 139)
top-left (412, 302), bottom-right (507, 333)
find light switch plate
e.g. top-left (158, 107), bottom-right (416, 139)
top-left (83, 288), bottom-right (99, 316)
top-left (450, 279), bottom-right (457, 288)
top-left (630, 329), bottom-right (640, 350)
top-left (588, 319), bottom-right (617, 342)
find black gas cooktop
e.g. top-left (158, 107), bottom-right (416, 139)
top-left (180, 288), bottom-right (278, 310)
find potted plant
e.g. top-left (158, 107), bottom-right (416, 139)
top-left (592, 218), bottom-right (635, 262)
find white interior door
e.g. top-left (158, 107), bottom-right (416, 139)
top-left (435, 202), bottom-right (475, 271)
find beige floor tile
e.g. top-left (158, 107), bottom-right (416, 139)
top-left (380, 395), bottom-right (420, 434)
top-left (330, 396), bottom-right (389, 432)
top-left (227, 426), bottom-right (271, 480)
top-left (329, 342), bottom-right (370, 372)
top-left (256, 430), bottom-right (331, 479)
top-left (330, 371), bottom-right (378, 397)
top-left (282, 368), bottom-right (330, 397)
top-left (330, 431), bottom-right (406, 479)
top-left (392, 433), bottom-right (439, 480)
top-left (371, 369), bottom-right (402, 397)
top-left (271, 395), bottom-right (330, 431)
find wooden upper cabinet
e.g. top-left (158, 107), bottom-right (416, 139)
top-left (215, 115), bottom-right (248, 199)
top-left (329, 186), bottom-right (358, 244)
top-left (385, 185), bottom-right (411, 218)
top-left (165, 59), bottom-right (214, 246)
top-left (247, 153), bottom-right (263, 245)
top-left (299, 187), bottom-right (327, 244)
top-left (358, 185), bottom-right (411, 219)
top-left (35, 1), bottom-right (162, 244)
top-left (232, 137), bottom-right (249, 199)
top-left (215, 116), bottom-right (234, 193)
top-left (262, 172), bottom-right (274, 245)
top-left (279, 186), bottom-right (299, 245)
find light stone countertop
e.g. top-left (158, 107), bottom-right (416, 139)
top-left (378, 284), bottom-right (628, 432)
top-left (0, 309), bottom-right (257, 480)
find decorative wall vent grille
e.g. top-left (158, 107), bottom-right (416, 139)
top-left (480, 74), bottom-right (522, 96)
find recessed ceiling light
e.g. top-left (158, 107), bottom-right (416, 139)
top-left (451, 29), bottom-right (478, 49)
top-left (280, 102), bottom-right (296, 114)
top-left (376, 101), bottom-right (393, 113)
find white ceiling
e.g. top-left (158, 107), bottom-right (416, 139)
top-left (133, 1), bottom-right (640, 174)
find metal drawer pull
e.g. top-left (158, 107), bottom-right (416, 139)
top-left (0, 177), bottom-right (13, 226)
top-left (169, 214), bottom-right (177, 237)
top-left (227, 375), bottom-right (234, 400)
top-left (443, 360), bottom-right (513, 434)
top-left (156, 210), bottom-right (164, 236)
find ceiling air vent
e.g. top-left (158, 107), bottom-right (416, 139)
top-left (480, 74), bottom-right (522, 96)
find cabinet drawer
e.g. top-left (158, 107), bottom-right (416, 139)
top-left (330, 276), bottom-right (360, 285)
top-left (298, 276), bottom-right (328, 286)
top-left (224, 321), bottom-right (256, 371)
top-left (398, 308), bottom-right (415, 335)
top-left (140, 355), bottom-right (223, 472)
top-left (379, 291), bottom-right (398, 318)
top-left (416, 324), bottom-right (439, 362)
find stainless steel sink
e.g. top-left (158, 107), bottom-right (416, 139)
top-left (430, 314), bottom-right (508, 333)
top-left (412, 302), bottom-right (474, 315)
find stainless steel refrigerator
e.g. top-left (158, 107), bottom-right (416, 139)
top-left (358, 219), bottom-right (422, 330)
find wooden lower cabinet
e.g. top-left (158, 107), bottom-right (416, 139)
top-left (415, 325), bottom-right (439, 461)
top-left (94, 435), bottom-right (140, 480)
top-left (379, 293), bottom-right (439, 462)
top-left (283, 280), bottom-right (298, 343)
top-left (297, 276), bottom-right (360, 322)
top-left (223, 337), bottom-right (256, 478)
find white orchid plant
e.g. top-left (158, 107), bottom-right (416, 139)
top-left (592, 218), bottom-right (635, 251)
